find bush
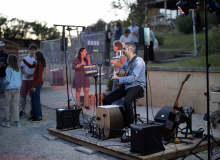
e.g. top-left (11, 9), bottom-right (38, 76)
top-left (176, 14), bottom-right (204, 34)
top-left (200, 28), bottom-right (220, 55)
top-left (176, 13), bottom-right (220, 34)
top-left (155, 34), bottom-right (165, 45)
top-left (207, 13), bottom-right (220, 27)
top-left (106, 78), bottom-right (113, 91)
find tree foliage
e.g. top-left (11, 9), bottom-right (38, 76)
top-left (0, 14), bottom-right (60, 40)
top-left (111, 0), bottom-right (147, 27)
top-left (91, 19), bottom-right (107, 32)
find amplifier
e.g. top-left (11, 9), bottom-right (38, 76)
top-left (130, 123), bottom-right (165, 155)
top-left (155, 106), bottom-right (173, 123)
top-left (56, 107), bottom-right (82, 130)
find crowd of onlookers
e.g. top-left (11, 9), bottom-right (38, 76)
top-left (0, 42), bottom-right (46, 128)
top-left (0, 18), bottom-right (155, 128)
top-left (105, 19), bottom-right (156, 64)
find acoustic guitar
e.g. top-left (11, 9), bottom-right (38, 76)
top-left (110, 70), bottom-right (126, 87)
top-left (116, 70), bottom-right (126, 87)
top-left (162, 73), bottom-right (191, 141)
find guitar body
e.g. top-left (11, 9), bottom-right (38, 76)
top-left (116, 70), bottom-right (125, 87)
top-left (163, 106), bottom-right (182, 140)
top-left (162, 73), bottom-right (191, 141)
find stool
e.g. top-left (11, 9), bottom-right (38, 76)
top-left (133, 93), bottom-right (144, 124)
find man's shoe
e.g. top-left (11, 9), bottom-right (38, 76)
top-left (2, 120), bottom-right (10, 127)
top-left (84, 106), bottom-right (90, 110)
top-left (14, 121), bottom-right (21, 127)
top-left (28, 117), bottom-right (34, 121)
top-left (32, 118), bottom-right (42, 122)
top-left (19, 111), bottom-right (25, 118)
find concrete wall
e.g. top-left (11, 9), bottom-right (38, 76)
top-left (137, 69), bottom-right (220, 113)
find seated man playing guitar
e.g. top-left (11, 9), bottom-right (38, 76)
top-left (102, 42), bottom-right (146, 127)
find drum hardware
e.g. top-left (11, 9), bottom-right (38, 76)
top-left (102, 127), bottom-right (107, 140)
top-left (91, 124), bottom-right (96, 137)
top-left (120, 128), bottom-right (131, 143)
top-left (88, 122), bottom-right (92, 133)
top-left (94, 126), bottom-right (99, 138)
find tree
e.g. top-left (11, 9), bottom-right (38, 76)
top-left (91, 19), bottom-right (107, 32)
top-left (111, 0), bottom-right (147, 27)
top-left (0, 14), bottom-right (60, 40)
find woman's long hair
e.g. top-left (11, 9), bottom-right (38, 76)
top-left (35, 50), bottom-right (46, 67)
top-left (77, 48), bottom-right (88, 64)
top-left (8, 55), bottom-right (19, 72)
top-left (115, 21), bottom-right (122, 28)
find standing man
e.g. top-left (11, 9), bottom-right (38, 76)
top-left (19, 44), bottom-right (37, 118)
top-left (128, 19), bottom-right (139, 54)
top-left (102, 42), bottom-right (146, 127)
top-left (0, 41), bottom-right (8, 98)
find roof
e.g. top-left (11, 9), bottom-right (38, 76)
top-left (146, 0), bottom-right (180, 10)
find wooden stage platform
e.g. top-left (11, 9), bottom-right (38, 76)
top-left (48, 128), bottom-right (220, 160)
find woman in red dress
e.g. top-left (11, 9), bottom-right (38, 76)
top-left (72, 48), bottom-right (91, 109)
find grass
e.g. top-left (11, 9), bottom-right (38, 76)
top-left (156, 31), bottom-right (205, 51)
top-left (149, 53), bottom-right (220, 69)
top-left (152, 29), bottom-right (220, 69)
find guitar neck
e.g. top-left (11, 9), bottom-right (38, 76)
top-left (174, 73), bottom-right (190, 108)
top-left (174, 83), bottom-right (184, 108)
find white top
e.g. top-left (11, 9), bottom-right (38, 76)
top-left (20, 55), bottom-right (35, 80)
top-left (128, 25), bottom-right (139, 42)
top-left (119, 35), bottom-right (131, 44)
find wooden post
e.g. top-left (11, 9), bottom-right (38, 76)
top-left (164, 0), bottom-right (167, 22)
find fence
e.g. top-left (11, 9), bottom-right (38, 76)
top-left (18, 32), bottom-right (107, 86)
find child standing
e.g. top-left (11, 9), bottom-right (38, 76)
top-left (20, 50), bottom-right (46, 122)
top-left (2, 55), bottom-right (21, 127)
top-left (20, 44), bottom-right (37, 118)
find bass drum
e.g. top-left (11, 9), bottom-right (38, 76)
top-left (95, 105), bottom-right (125, 139)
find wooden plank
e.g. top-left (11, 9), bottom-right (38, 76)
top-left (48, 129), bottom-right (142, 160)
top-left (48, 128), bottom-right (220, 160)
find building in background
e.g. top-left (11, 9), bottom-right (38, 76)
top-left (145, 0), bottom-right (180, 26)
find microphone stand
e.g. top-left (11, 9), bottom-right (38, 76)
top-left (182, 1), bottom-right (220, 159)
top-left (91, 59), bottom-right (109, 106)
top-left (144, 45), bottom-right (150, 124)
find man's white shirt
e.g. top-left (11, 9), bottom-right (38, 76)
top-left (20, 56), bottom-right (35, 80)
top-left (128, 26), bottom-right (139, 43)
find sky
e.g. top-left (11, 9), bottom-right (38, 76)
top-left (1, 0), bottom-right (129, 36)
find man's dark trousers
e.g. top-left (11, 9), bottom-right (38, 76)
top-left (102, 85), bottom-right (144, 126)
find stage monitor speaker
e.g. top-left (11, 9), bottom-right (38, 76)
top-left (60, 38), bottom-right (68, 51)
top-left (56, 108), bottom-right (82, 130)
top-left (155, 106), bottom-right (173, 123)
top-left (138, 28), bottom-right (150, 46)
top-left (130, 123), bottom-right (165, 155)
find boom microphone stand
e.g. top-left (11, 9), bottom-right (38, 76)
top-left (182, 1), bottom-right (220, 159)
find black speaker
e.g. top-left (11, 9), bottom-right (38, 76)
top-left (130, 123), bottom-right (165, 155)
top-left (138, 28), bottom-right (150, 46)
top-left (138, 28), bottom-right (144, 46)
top-left (60, 38), bottom-right (68, 51)
top-left (155, 106), bottom-right (173, 123)
top-left (56, 108), bottom-right (82, 130)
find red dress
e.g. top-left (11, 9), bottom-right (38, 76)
top-left (72, 58), bottom-right (90, 88)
